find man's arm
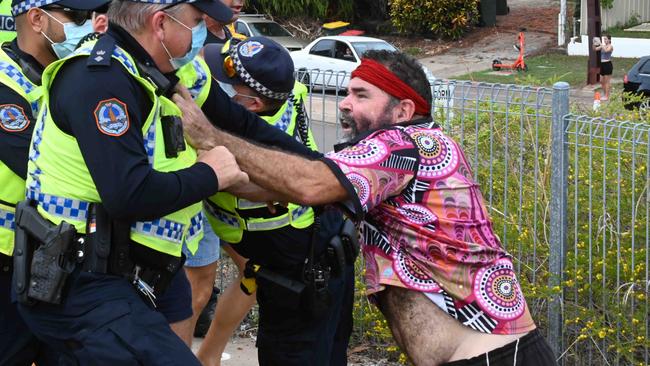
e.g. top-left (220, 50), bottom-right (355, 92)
top-left (174, 87), bottom-right (347, 206)
top-left (199, 81), bottom-right (323, 159)
top-left (0, 85), bottom-right (36, 179)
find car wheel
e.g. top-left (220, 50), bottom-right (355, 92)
top-left (640, 99), bottom-right (650, 121)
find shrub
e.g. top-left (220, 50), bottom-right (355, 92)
top-left (246, 0), bottom-right (353, 19)
top-left (389, 0), bottom-right (479, 39)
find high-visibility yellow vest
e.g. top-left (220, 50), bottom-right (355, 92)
top-left (205, 81), bottom-right (318, 243)
top-left (25, 40), bottom-right (209, 257)
top-left (0, 0), bottom-right (15, 44)
top-left (0, 47), bottom-right (41, 256)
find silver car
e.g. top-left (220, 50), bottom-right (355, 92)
top-left (234, 14), bottom-right (307, 52)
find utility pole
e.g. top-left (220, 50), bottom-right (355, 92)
top-left (558, 0), bottom-right (566, 46)
top-left (587, 0), bottom-right (601, 85)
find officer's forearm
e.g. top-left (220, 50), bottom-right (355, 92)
top-left (204, 127), bottom-right (347, 206)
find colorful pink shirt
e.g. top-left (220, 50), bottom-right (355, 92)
top-left (324, 121), bottom-right (536, 335)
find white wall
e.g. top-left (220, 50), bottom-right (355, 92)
top-left (568, 35), bottom-right (650, 57)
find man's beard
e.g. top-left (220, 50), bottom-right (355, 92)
top-left (338, 108), bottom-right (395, 143)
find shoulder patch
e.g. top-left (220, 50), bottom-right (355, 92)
top-left (0, 104), bottom-right (30, 132)
top-left (94, 98), bottom-right (130, 136)
top-left (239, 41), bottom-right (264, 58)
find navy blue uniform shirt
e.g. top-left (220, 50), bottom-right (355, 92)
top-left (49, 24), bottom-right (320, 222)
top-left (0, 39), bottom-right (44, 180)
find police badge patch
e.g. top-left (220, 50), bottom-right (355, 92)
top-left (0, 104), bottom-right (29, 132)
top-left (238, 41), bottom-right (264, 58)
top-left (94, 98), bottom-right (130, 136)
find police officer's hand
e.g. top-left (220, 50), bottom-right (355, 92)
top-left (173, 85), bottom-right (215, 151)
top-left (198, 146), bottom-right (250, 190)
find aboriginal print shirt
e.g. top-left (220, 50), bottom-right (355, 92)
top-left (323, 120), bottom-right (536, 335)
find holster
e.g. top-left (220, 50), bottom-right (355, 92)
top-left (13, 200), bottom-right (77, 305)
top-left (242, 260), bottom-right (305, 310)
top-left (325, 217), bottom-right (359, 276)
top-left (85, 204), bottom-right (182, 300)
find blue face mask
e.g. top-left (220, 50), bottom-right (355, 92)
top-left (41, 10), bottom-right (93, 59)
top-left (161, 14), bottom-right (207, 70)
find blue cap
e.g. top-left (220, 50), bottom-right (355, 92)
top-left (204, 36), bottom-right (295, 100)
top-left (12, 0), bottom-right (111, 16)
top-left (120, 0), bottom-right (232, 23)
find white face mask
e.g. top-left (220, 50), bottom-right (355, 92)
top-left (40, 9), bottom-right (93, 59)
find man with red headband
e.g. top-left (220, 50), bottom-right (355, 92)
top-left (174, 50), bottom-right (556, 366)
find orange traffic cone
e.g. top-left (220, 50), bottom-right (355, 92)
top-left (593, 91), bottom-right (601, 111)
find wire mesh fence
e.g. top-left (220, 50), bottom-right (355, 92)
top-left (214, 72), bottom-right (650, 364)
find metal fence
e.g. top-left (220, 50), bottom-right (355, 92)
top-left (215, 72), bottom-right (650, 364)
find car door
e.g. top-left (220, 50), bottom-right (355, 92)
top-left (304, 39), bottom-right (335, 87)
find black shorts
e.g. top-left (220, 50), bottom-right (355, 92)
top-left (600, 61), bottom-right (613, 76)
top-left (441, 329), bottom-right (557, 366)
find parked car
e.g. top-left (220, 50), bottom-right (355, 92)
top-left (234, 14), bottom-right (307, 52)
top-left (622, 55), bottom-right (650, 113)
top-left (290, 35), bottom-right (435, 90)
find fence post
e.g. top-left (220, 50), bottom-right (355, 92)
top-left (549, 81), bottom-right (570, 363)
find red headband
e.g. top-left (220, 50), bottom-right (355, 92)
top-left (351, 58), bottom-right (431, 116)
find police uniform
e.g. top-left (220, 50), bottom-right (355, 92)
top-left (14, 1), bottom-right (320, 364)
top-left (203, 37), bottom-right (354, 366)
top-left (0, 36), bottom-right (48, 366)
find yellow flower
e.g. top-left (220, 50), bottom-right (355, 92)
top-left (598, 329), bottom-right (607, 339)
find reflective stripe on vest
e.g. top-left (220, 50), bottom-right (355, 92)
top-left (27, 188), bottom-right (203, 245)
top-left (273, 94), bottom-right (293, 133)
top-left (204, 201), bottom-right (310, 232)
top-left (0, 206), bottom-right (14, 231)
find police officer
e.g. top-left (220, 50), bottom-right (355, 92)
top-left (15, 0), bottom-right (321, 364)
top-left (0, 1), bottom-right (109, 364)
top-left (0, 0), bottom-right (16, 43)
top-left (193, 37), bottom-right (317, 366)
top-left (192, 37), bottom-right (353, 366)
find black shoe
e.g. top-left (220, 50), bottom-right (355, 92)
top-left (194, 286), bottom-right (220, 338)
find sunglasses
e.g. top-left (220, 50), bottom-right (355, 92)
top-left (42, 6), bottom-right (91, 26)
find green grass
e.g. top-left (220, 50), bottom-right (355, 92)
top-left (606, 26), bottom-right (650, 39)
top-left (455, 54), bottom-right (640, 87)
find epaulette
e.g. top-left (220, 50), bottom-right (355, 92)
top-left (86, 34), bottom-right (115, 68)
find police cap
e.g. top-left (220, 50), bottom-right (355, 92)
top-left (12, 0), bottom-right (111, 16)
top-left (204, 36), bottom-right (295, 101)
top-left (119, 0), bottom-right (232, 23)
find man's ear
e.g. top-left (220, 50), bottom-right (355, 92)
top-left (26, 8), bottom-right (46, 33)
top-left (395, 99), bottom-right (416, 123)
top-left (150, 11), bottom-right (167, 40)
top-left (248, 96), bottom-right (266, 114)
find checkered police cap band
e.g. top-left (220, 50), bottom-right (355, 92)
top-left (12, 0), bottom-right (59, 16)
top-left (229, 43), bottom-right (290, 101)
top-left (12, 0), bottom-right (198, 16)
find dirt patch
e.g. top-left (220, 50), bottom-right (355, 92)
top-left (383, 6), bottom-right (559, 58)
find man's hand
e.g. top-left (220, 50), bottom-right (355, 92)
top-left (198, 146), bottom-right (249, 191)
top-left (173, 85), bottom-right (216, 151)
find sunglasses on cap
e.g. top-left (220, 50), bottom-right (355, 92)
top-left (42, 5), bottom-right (91, 26)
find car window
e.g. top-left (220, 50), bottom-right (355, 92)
top-left (334, 41), bottom-right (355, 62)
top-left (351, 41), bottom-right (397, 58)
top-left (248, 22), bottom-right (293, 37)
top-left (235, 21), bottom-right (250, 36)
top-left (310, 40), bottom-right (335, 58)
top-left (640, 59), bottom-right (650, 74)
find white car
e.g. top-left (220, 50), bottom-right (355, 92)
top-left (291, 35), bottom-right (435, 90)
